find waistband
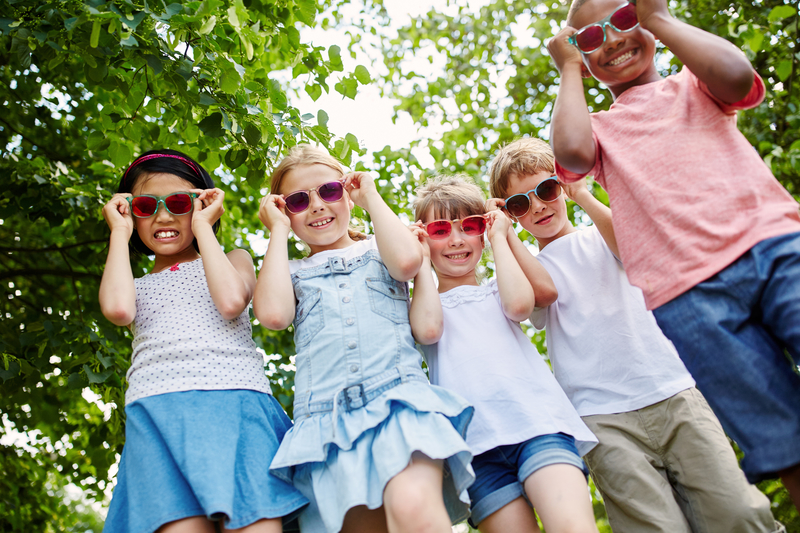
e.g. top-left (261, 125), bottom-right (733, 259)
top-left (291, 249), bottom-right (381, 281)
top-left (293, 366), bottom-right (428, 420)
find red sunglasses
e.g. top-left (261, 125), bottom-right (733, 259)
top-left (127, 192), bottom-right (198, 218)
top-left (568, 3), bottom-right (639, 54)
top-left (423, 215), bottom-right (487, 240)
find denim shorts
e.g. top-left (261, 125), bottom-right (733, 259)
top-left (467, 433), bottom-right (587, 527)
top-left (653, 231), bottom-right (800, 483)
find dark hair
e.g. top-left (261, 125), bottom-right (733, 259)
top-left (117, 149), bottom-right (218, 256)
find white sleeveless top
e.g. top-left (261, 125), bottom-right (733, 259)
top-left (125, 258), bottom-right (271, 405)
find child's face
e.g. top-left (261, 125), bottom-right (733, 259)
top-left (422, 206), bottom-right (483, 291)
top-left (131, 173), bottom-right (198, 258)
top-left (281, 163), bottom-right (355, 255)
top-left (571, 0), bottom-right (659, 94)
top-left (504, 170), bottom-right (574, 249)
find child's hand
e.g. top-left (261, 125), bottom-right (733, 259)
top-left (343, 172), bottom-right (379, 210)
top-left (485, 198), bottom-right (505, 212)
top-left (191, 188), bottom-right (225, 230)
top-left (408, 222), bottom-right (431, 259)
top-left (486, 210), bottom-right (511, 243)
top-left (258, 194), bottom-right (291, 233)
top-left (560, 179), bottom-right (593, 207)
top-left (634, 0), bottom-right (672, 32)
top-left (548, 26), bottom-right (587, 76)
top-left (102, 193), bottom-right (134, 236)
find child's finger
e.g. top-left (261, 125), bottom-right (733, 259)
top-left (485, 198), bottom-right (505, 211)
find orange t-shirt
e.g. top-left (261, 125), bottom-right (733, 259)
top-left (556, 67), bottom-right (800, 310)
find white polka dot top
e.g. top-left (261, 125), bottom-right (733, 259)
top-left (125, 257), bottom-right (271, 405)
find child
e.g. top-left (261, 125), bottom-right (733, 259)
top-left (488, 137), bottom-right (781, 533)
top-left (409, 175), bottom-right (599, 533)
top-left (99, 149), bottom-right (308, 533)
top-left (547, 0), bottom-right (800, 506)
top-left (254, 145), bottom-right (474, 533)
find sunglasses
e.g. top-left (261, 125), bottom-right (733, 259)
top-left (568, 3), bottom-right (639, 54)
top-left (423, 215), bottom-right (487, 240)
top-left (283, 181), bottom-right (346, 214)
top-left (503, 177), bottom-right (563, 218)
top-left (127, 192), bottom-right (198, 218)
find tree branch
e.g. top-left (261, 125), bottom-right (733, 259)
top-left (0, 269), bottom-right (101, 282)
top-left (0, 239), bottom-right (107, 253)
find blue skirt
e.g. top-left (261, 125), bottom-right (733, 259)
top-left (104, 390), bottom-right (308, 533)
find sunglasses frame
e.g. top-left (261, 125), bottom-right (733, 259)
top-left (423, 214), bottom-right (488, 240)
top-left (568, 2), bottom-right (639, 54)
top-left (283, 180), bottom-right (347, 214)
top-left (127, 192), bottom-right (198, 218)
top-left (503, 177), bottom-right (563, 219)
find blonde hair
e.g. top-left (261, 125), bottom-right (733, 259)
top-left (414, 174), bottom-right (486, 223)
top-left (270, 144), bottom-right (366, 242)
top-left (488, 137), bottom-right (555, 200)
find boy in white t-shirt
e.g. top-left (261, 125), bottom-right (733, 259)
top-left (487, 137), bottom-right (780, 533)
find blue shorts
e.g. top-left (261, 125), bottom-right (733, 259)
top-left (467, 433), bottom-right (586, 527)
top-left (653, 231), bottom-right (800, 483)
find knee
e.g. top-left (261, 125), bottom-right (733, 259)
top-left (384, 483), bottom-right (445, 531)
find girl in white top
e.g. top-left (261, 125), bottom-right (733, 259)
top-left (409, 175), bottom-right (599, 533)
top-left (99, 150), bottom-right (307, 533)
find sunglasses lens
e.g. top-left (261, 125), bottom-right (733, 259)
top-left (318, 182), bottom-right (345, 202)
top-left (461, 216), bottom-right (486, 236)
top-left (575, 25), bottom-right (604, 52)
top-left (131, 196), bottom-right (157, 217)
top-left (426, 221), bottom-right (452, 240)
top-left (284, 191), bottom-right (310, 213)
top-left (536, 180), bottom-right (562, 202)
top-left (165, 193), bottom-right (194, 214)
top-left (610, 3), bottom-right (638, 31)
top-left (505, 195), bottom-right (531, 218)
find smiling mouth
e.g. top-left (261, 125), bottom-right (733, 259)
top-left (446, 252), bottom-right (470, 261)
top-left (536, 214), bottom-right (554, 225)
top-left (309, 218), bottom-right (333, 228)
top-left (608, 49), bottom-right (635, 66)
top-left (155, 230), bottom-right (179, 239)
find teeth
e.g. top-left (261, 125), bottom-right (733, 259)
top-left (310, 218), bottom-right (333, 227)
top-left (155, 230), bottom-right (178, 238)
top-left (448, 253), bottom-right (468, 260)
top-left (609, 50), bottom-right (633, 66)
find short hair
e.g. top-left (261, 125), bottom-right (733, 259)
top-left (414, 174), bottom-right (486, 223)
top-left (488, 137), bottom-right (555, 200)
top-left (567, 0), bottom-right (591, 26)
top-left (118, 149), bottom-right (217, 256)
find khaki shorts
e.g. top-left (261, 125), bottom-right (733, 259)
top-left (582, 388), bottom-right (780, 533)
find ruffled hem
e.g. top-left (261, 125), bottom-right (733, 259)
top-left (274, 398), bottom-right (475, 533)
top-left (271, 380), bottom-right (472, 469)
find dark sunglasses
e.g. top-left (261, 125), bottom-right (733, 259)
top-left (283, 181), bottom-right (346, 214)
top-left (568, 3), bottom-right (639, 54)
top-left (127, 192), bottom-right (198, 218)
top-left (423, 215), bottom-right (487, 240)
top-left (503, 177), bottom-right (563, 218)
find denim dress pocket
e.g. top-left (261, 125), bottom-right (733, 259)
top-left (366, 278), bottom-right (409, 324)
top-left (294, 289), bottom-right (324, 348)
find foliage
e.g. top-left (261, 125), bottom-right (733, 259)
top-left (0, 0), bottom-right (373, 528)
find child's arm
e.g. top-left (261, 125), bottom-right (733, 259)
top-left (547, 27), bottom-right (597, 177)
top-left (191, 189), bottom-right (256, 321)
top-left (637, 0), bottom-right (754, 104)
top-left (99, 194), bottom-right (137, 326)
top-left (345, 172), bottom-right (423, 282)
top-left (561, 180), bottom-right (620, 258)
top-left (487, 211), bottom-right (535, 322)
top-left (253, 194), bottom-right (296, 330)
top-left (408, 223), bottom-right (444, 345)
top-left (486, 199), bottom-right (558, 308)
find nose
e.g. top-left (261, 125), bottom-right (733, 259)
top-left (528, 193), bottom-right (548, 214)
top-left (448, 225), bottom-right (466, 245)
top-left (308, 190), bottom-right (325, 213)
top-left (603, 25), bottom-right (625, 49)
top-left (154, 200), bottom-right (172, 220)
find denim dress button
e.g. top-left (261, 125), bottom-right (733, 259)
top-left (339, 283), bottom-right (348, 288)
top-left (348, 342), bottom-right (357, 349)
top-left (350, 365), bottom-right (359, 373)
top-left (346, 318), bottom-right (355, 326)
top-left (343, 296), bottom-right (351, 303)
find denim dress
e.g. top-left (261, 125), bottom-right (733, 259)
top-left (271, 239), bottom-right (475, 533)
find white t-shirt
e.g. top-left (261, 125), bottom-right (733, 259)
top-left (126, 258), bottom-right (271, 405)
top-left (421, 280), bottom-right (598, 456)
top-left (289, 237), bottom-right (376, 275)
top-left (530, 227), bottom-right (695, 417)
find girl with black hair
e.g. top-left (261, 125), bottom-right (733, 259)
top-left (99, 149), bottom-right (307, 533)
